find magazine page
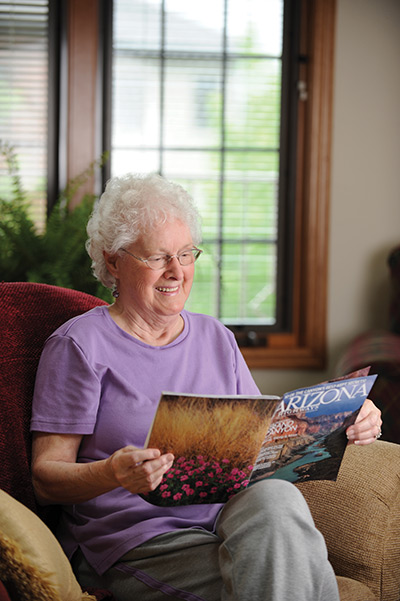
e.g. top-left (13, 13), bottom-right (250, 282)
top-left (141, 393), bottom-right (280, 506)
top-left (249, 374), bottom-right (377, 486)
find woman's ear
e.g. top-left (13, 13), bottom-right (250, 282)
top-left (103, 250), bottom-right (120, 278)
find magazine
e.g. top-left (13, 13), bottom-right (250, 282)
top-left (141, 371), bottom-right (377, 507)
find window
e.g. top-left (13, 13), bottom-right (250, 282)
top-left (110, 0), bottom-right (290, 336)
top-left (0, 0), bottom-right (49, 227)
top-left (107, 0), bottom-right (335, 370)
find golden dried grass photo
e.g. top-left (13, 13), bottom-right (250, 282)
top-left (149, 396), bottom-right (276, 464)
top-left (142, 395), bottom-right (277, 506)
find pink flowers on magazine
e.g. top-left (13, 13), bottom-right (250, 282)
top-left (143, 455), bottom-right (252, 505)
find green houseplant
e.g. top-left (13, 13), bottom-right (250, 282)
top-left (0, 141), bottom-right (111, 302)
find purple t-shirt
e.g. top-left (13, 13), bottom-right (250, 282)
top-left (31, 306), bottom-right (260, 574)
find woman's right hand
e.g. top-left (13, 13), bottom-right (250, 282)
top-left (31, 432), bottom-right (174, 505)
top-left (107, 446), bottom-right (174, 494)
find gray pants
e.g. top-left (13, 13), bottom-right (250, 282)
top-left (72, 480), bottom-right (339, 601)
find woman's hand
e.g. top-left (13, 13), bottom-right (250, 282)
top-left (31, 432), bottom-right (174, 505)
top-left (346, 398), bottom-right (382, 445)
top-left (107, 446), bottom-right (174, 494)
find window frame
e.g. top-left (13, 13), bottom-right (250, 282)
top-left (62, 0), bottom-right (336, 369)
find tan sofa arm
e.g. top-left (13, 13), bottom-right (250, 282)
top-left (296, 440), bottom-right (400, 601)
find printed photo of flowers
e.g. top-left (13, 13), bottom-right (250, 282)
top-left (141, 394), bottom-right (278, 506)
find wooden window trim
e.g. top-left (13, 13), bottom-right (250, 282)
top-left (66, 0), bottom-right (100, 208)
top-left (64, 0), bottom-right (336, 369)
top-left (243, 0), bottom-right (336, 369)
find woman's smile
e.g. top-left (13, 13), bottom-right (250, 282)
top-left (156, 285), bottom-right (180, 294)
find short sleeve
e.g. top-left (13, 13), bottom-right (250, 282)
top-left (233, 341), bottom-right (261, 396)
top-left (31, 335), bottom-right (101, 434)
top-left (216, 324), bottom-right (260, 395)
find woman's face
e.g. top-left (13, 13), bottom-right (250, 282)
top-left (111, 219), bottom-right (196, 321)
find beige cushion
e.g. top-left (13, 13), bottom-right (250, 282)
top-left (0, 489), bottom-right (93, 601)
top-left (336, 576), bottom-right (376, 601)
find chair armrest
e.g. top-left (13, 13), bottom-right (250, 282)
top-left (296, 441), bottom-right (400, 601)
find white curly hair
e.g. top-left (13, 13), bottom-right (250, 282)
top-left (86, 172), bottom-right (202, 289)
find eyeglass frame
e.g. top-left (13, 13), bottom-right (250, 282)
top-left (119, 246), bottom-right (203, 270)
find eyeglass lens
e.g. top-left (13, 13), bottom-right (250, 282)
top-left (147, 249), bottom-right (200, 269)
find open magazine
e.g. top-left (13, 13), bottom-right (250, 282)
top-left (141, 370), bottom-right (377, 507)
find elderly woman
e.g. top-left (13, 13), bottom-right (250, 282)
top-left (31, 173), bottom-right (381, 601)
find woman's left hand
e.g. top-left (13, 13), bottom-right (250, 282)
top-left (346, 398), bottom-right (382, 445)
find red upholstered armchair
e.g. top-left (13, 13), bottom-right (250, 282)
top-left (0, 282), bottom-right (114, 601)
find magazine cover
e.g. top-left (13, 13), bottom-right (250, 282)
top-left (141, 373), bottom-right (377, 507)
top-left (249, 373), bottom-right (377, 485)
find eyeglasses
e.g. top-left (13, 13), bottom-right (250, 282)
top-left (120, 247), bottom-right (203, 270)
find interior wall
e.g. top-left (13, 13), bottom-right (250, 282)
top-left (252, 0), bottom-right (400, 395)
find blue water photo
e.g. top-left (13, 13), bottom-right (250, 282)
top-left (267, 438), bottom-right (332, 483)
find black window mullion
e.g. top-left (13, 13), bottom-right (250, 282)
top-left (216, 0), bottom-right (229, 320)
top-left (159, 0), bottom-right (166, 175)
top-left (275, 0), bottom-right (302, 333)
top-left (47, 0), bottom-right (58, 213)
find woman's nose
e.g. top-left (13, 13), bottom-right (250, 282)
top-left (164, 255), bottom-right (184, 276)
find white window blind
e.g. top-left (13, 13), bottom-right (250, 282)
top-left (112, 0), bottom-right (284, 326)
top-left (0, 0), bottom-right (48, 226)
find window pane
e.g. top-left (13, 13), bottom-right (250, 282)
top-left (220, 242), bottom-right (277, 324)
top-left (165, 0), bottom-right (224, 53)
top-left (112, 148), bottom-right (161, 176)
top-left (112, 0), bottom-right (284, 328)
top-left (162, 150), bottom-right (221, 239)
top-left (164, 60), bottom-right (222, 148)
top-left (223, 152), bottom-right (279, 241)
top-left (112, 57), bottom-right (161, 150)
top-left (227, 0), bottom-right (283, 56)
top-left (0, 0), bottom-right (48, 227)
top-left (114, 0), bottom-right (161, 51)
top-left (225, 58), bottom-right (281, 148)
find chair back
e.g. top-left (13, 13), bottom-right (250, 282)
top-left (0, 282), bottom-right (107, 528)
top-left (388, 245), bottom-right (400, 335)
